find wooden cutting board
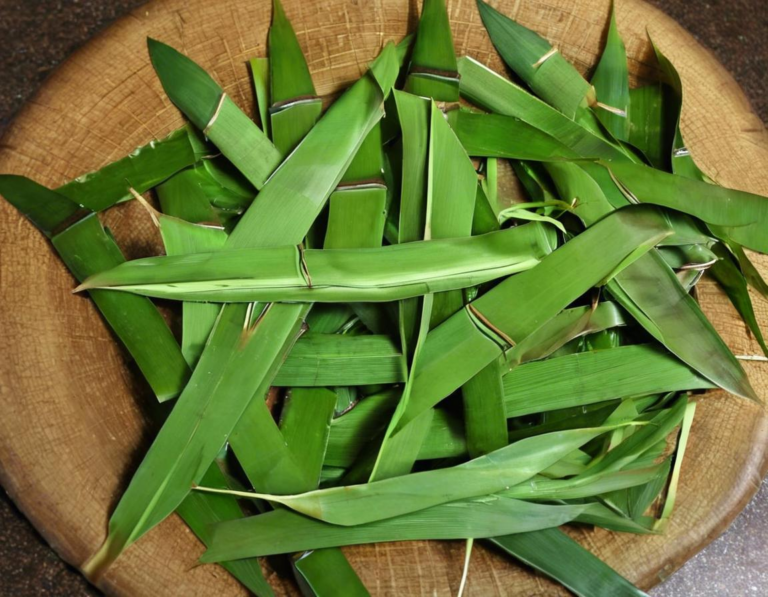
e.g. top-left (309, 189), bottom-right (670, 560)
top-left (0, 0), bottom-right (766, 594)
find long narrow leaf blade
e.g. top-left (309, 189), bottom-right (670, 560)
top-left (490, 528), bottom-right (648, 597)
top-left (78, 226), bottom-right (552, 302)
top-left (476, 0), bottom-right (594, 118)
top-left (591, 2), bottom-right (630, 141)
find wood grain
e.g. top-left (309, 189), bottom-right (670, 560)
top-left (0, 0), bottom-right (766, 595)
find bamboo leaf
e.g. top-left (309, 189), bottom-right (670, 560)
top-left (472, 181), bottom-right (500, 235)
top-left (293, 549), bottom-right (370, 597)
top-left (506, 302), bottom-right (626, 367)
top-left (393, 91), bottom-right (430, 366)
top-left (476, 0), bottom-right (595, 118)
top-left (250, 57), bottom-right (271, 137)
top-left (78, 226), bottom-right (552, 302)
top-left (0, 174), bottom-right (86, 238)
top-left (426, 100), bottom-right (478, 326)
top-left (83, 302), bottom-right (309, 578)
top-left (56, 126), bottom-right (203, 210)
top-left (727, 241), bottom-right (768, 300)
top-left (85, 45), bottom-right (402, 577)
top-left (202, 498), bottom-right (594, 561)
top-left (649, 40), bottom-right (705, 180)
top-left (157, 215), bottom-right (226, 367)
top-left (405, 0), bottom-right (460, 101)
top-left (156, 166), bottom-right (220, 224)
top-left (462, 356), bottom-right (508, 458)
top-left (591, 2), bottom-right (630, 141)
top-left (227, 42), bottom-right (399, 248)
top-left (579, 398), bottom-right (688, 479)
top-left (709, 243), bottom-right (768, 357)
top-left (371, 99), bottom-right (482, 480)
top-left (228, 379), bottom-right (311, 495)
top-left (454, 111), bottom-right (580, 160)
top-left (147, 38), bottom-right (282, 189)
top-left (654, 401), bottom-right (697, 530)
top-left (627, 84), bottom-right (673, 170)
top-left (269, 0), bottom-right (316, 104)
top-left (278, 388), bottom-right (337, 489)
top-left (506, 464), bottom-right (668, 502)
top-left (490, 528), bottom-right (648, 597)
top-left (503, 345), bottom-right (712, 417)
top-left (325, 390), bottom-right (401, 467)
top-left (271, 99), bottom-right (324, 157)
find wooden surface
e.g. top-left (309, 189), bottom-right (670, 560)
top-left (0, 0), bottom-right (766, 594)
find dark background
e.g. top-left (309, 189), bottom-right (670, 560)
top-left (0, 0), bottom-right (765, 595)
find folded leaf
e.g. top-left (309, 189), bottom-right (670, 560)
top-left (78, 226), bottom-right (552, 302)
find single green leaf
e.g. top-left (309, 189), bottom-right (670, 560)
top-left (269, 0), bottom-right (317, 104)
top-left (278, 388), bottom-right (337, 489)
top-left (490, 527), bottom-right (648, 597)
top-left (57, 126), bottom-right (202, 210)
top-left (476, 0), bottom-right (594, 118)
top-left (650, 40), bottom-right (704, 180)
top-left (271, 100), bottom-right (324, 156)
top-left (506, 302), bottom-right (626, 367)
top-left (654, 400), bottom-right (697, 530)
top-left (709, 244), bottom-right (768, 356)
top-left (293, 549), bottom-right (370, 597)
top-left (591, 2), bottom-right (630, 141)
top-left (147, 38), bottom-right (282, 189)
top-left (503, 345), bottom-right (712, 417)
top-left (462, 356), bottom-right (508, 458)
top-left (405, 0), bottom-right (460, 101)
top-left (250, 57), bottom-right (271, 136)
top-left (627, 84), bottom-right (673, 170)
top-left (202, 497), bottom-right (594, 561)
top-left (198, 425), bottom-right (619, 526)
top-left (454, 111), bottom-right (580, 160)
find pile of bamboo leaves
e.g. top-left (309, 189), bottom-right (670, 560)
top-left (2, 0), bottom-right (767, 595)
